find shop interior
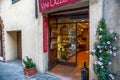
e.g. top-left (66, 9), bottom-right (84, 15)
top-left (49, 15), bottom-right (89, 67)
top-left (48, 6), bottom-right (89, 79)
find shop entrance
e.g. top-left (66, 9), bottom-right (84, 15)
top-left (48, 8), bottom-right (89, 70)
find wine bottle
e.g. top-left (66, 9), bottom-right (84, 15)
top-left (81, 62), bottom-right (89, 80)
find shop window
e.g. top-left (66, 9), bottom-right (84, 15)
top-left (12, 0), bottom-right (20, 4)
top-left (49, 16), bottom-right (89, 65)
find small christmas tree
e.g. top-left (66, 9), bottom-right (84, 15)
top-left (91, 19), bottom-right (119, 80)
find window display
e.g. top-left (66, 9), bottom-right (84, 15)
top-left (49, 17), bottom-right (89, 65)
top-left (50, 23), bottom-right (77, 62)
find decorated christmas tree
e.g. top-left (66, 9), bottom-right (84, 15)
top-left (91, 19), bottom-right (119, 80)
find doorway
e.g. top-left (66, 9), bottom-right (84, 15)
top-left (17, 31), bottom-right (22, 60)
top-left (6, 31), bottom-right (22, 61)
top-left (48, 15), bottom-right (89, 69)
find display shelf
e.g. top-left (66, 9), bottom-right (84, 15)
top-left (50, 22), bottom-right (77, 61)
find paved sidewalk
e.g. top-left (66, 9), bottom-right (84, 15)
top-left (0, 60), bottom-right (60, 80)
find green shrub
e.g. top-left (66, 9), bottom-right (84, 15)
top-left (23, 56), bottom-right (36, 69)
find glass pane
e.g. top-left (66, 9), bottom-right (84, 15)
top-left (12, 0), bottom-right (20, 4)
top-left (49, 16), bottom-right (58, 69)
top-left (57, 23), bottom-right (76, 63)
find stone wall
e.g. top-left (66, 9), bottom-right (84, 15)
top-left (104, 0), bottom-right (120, 78)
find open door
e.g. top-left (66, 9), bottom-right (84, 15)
top-left (56, 23), bottom-right (77, 66)
top-left (17, 31), bottom-right (22, 60)
top-left (48, 15), bottom-right (78, 69)
top-left (48, 15), bottom-right (58, 70)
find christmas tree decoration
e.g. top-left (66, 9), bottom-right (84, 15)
top-left (91, 19), bottom-right (119, 80)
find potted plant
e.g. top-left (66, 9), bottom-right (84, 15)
top-left (23, 56), bottom-right (36, 77)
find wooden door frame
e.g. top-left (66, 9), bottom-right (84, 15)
top-left (48, 6), bottom-right (89, 69)
top-left (48, 15), bottom-right (58, 70)
top-left (17, 31), bottom-right (22, 60)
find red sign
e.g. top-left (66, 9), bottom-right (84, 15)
top-left (39, 0), bottom-right (78, 12)
top-left (43, 17), bottom-right (48, 53)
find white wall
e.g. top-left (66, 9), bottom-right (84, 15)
top-left (1, 0), bottom-right (48, 73)
top-left (6, 31), bottom-right (17, 61)
top-left (89, 0), bottom-right (103, 80)
top-left (37, 13), bottom-right (48, 73)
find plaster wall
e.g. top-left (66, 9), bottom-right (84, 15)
top-left (0, 0), bottom-right (48, 73)
top-left (89, 0), bottom-right (103, 79)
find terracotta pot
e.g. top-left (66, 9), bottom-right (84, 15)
top-left (24, 67), bottom-right (36, 77)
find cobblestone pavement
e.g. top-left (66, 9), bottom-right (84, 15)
top-left (0, 60), bottom-right (60, 80)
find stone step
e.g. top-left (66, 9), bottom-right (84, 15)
top-left (0, 56), bottom-right (5, 62)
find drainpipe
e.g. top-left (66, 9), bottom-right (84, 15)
top-left (35, 0), bottom-right (38, 18)
top-left (102, 0), bottom-right (105, 18)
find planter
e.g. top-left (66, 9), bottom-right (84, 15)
top-left (24, 67), bottom-right (36, 77)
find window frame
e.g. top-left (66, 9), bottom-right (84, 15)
top-left (12, 0), bottom-right (20, 4)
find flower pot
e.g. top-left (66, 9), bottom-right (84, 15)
top-left (24, 67), bottom-right (36, 77)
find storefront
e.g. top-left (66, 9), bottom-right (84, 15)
top-left (2, 0), bottom-right (120, 79)
top-left (39, 0), bottom-right (89, 71)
